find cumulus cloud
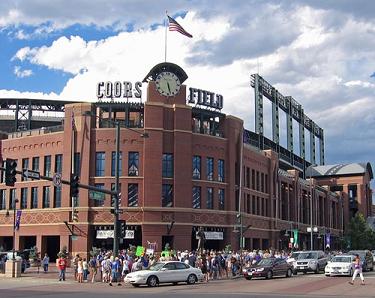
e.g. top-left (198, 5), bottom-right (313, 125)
top-left (13, 66), bottom-right (33, 78)
top-left (1, 1), bottom-right (375, 181)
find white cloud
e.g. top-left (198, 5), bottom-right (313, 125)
top-left (13, 66), bottom-right (33, 78)
top-left (1, 2), bottom-right (375, 183)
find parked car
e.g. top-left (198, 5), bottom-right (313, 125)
top-left (286, 251), bottom-right (302, 269)
top-left (293, 251), bottom-right (327, 274)
top-left (243, 258), bottom-right (293, 280)
top-left (124, 261), bottom-right (204, 287)
top-left (325, 254), bottom-right (355, 276)
top-left (347, 250), bottom-right (374, 272)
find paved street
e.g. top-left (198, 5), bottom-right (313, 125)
top-left (1, 268), bottom-right (375, 298)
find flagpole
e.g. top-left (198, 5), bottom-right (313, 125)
top-left (164, 11), bottom-right (168, 62)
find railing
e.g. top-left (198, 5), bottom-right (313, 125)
top-left (8, 125), bottom-right (64, 139)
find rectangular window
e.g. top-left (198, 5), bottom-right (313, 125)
top-left (246, 167), bottom-right (250, 188)
top-left (218, 159), bottom-right (225, 182)
top-left (43, 186), bottom-right (50, 208)
top-left (128, 183), bottom-right (139, 207)
top-left (192, 186), bottom-right (201, 209)
top-left (218, 189), bottom-right (225, 210)
top-left (44, 155), bottom-right (52, 177)
top-left (31, 187), bottom-right (38, 209)
top-left (111, 151), bottom-right (122, 176)
top-left (128, 152), bottom-right (139, 176)
top-left (252, 195), bottom-right (256, 215)
top-left (0, 160), bottom-right (4, 183)
top-left (261, 173), bottom-right (264, 192)
top-left (0, 190), bottom-right (6, 210)
top-left (21, 188), bottom-right (28, 209)
top-left (93, 184), bottom-right (105, 207)
top-left (206, 157), bottom-right (214, 181)
top-left (54, 186), bottom-right (62, 208)
top-left (192, 156), bottom-right (201, 179)
top-left (162, 184), bottom-right (173, 207)
top-left (55, 154), bottom-right (63, 174)
top-left (251, 169), bottom-right (255, 189)
top-left (74, 153), bottom-right (80, 176)
top-left (207, 187), bottom-right (213, 209)
top-left (162, 153), bottom-right (174, 178)
top-left (9, 189), bottom-right (16, 209)
top-left (95, 152), bottom-right (106, 176)
top-left (32, 157), bottom-right (40, 172)
top-left (22, 158), bottom-right (29, 181)
top-left (256, 171), bottom-right (260, 191)
top-left (265, 174), bottom-right (268, 193)
top-left (247, 194), bottom-right (251, 213)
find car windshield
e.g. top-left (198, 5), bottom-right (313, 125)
top-left (148, 262), bottom-right (165, 271)
top-left (298, 252), bottom-right (318, 259)
top-left (332, 256), bottom-right (352, 263)
top-left (291, 252), bottom-right (300, 259)
top-left (257, 259), bottom-right (274, 266)
top-left (348, 251), bottom-right (365, 259)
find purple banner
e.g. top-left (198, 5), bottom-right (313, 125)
top-left (325, 233), bottom-right (331, 248)
top-left (15, 210), bottom-right (22, 230)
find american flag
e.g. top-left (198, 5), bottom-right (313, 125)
top-left (168, 15), bottom-right (193, 38)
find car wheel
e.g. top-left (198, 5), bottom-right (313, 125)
top-left (187, 274), bottom-right (197, 285)
top-left (286, 269), bottom-right (292, 278)
top-left (173, 282), bottom-right (178, 285)
top-left (325, 274), bottom-right (330, 277)
top-left (266, 270), bottom-right (273, 279)
top-left (245, 276), bottom-right (252, 280)
top-left (147, 276), bottom-right (159, 287)
top-left (314, 266), bottom-right (319, 274)
top-left (349, 268), bottom-right (353, 276)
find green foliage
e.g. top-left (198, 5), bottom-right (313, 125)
top-left (224, 244), bottom-right (232, 253)
top-left (90, 247), bottom-right (101, 257)
top-left (57, 245), bottom-right (68, 258)
top-left (29, 246), bottom-right (38, 260)
top-left (345, 213), bottom-right (375, 250)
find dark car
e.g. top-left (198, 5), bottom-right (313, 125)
top-left (243, 258), bottom-right (293, 280)
top-left (348, 250), bottom-right (374, 272)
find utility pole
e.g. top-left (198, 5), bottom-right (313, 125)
top-left (113, 121), bottom-right (120, 256)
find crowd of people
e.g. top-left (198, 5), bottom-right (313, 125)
top-left (55, 248), bottom-right (310, 285)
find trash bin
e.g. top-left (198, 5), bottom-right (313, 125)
top-left (5, 260), bottom-right (22, 277)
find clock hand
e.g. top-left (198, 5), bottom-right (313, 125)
top-left (167, 82), bottom-right (171, 93)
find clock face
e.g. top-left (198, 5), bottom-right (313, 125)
top-left (155, 72), bottom-right (181, 97)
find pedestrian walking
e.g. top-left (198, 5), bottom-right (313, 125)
top-left (349, 254), bottom-right (365, 285)
top-left (42, 253), bottom-right (49, 273)
top-left (57, 255), bottom-right (67, 281)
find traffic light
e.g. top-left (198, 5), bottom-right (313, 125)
top-left (72, 209), bottom-right (79, 222)
top-left (5, 159), bottom-right (17, 186)
top-left (70, 175), bottom-right (79, 197)
top-left (119, 220), bottom-right (126, 238)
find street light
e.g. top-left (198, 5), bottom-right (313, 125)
top-left (306, 164), bottom-right (315, 250)
top-left (82, 110), bottom-right (148, 256)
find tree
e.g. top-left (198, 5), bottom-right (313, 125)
top-left (345, 213), bottom-right (375, 250)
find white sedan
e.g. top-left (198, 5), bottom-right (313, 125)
top-left (325, 255), bottom-right (355, 276)
top-left (124, 261), bottom-right (204, 287)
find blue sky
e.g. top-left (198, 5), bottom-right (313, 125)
top-left (0, 0), bottom-right (374, 196)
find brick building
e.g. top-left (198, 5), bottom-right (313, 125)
top-left (0, 63), bottom-right (372, 259)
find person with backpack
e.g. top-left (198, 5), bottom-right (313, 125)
top-left (89, 256), bottom-right (98, 283)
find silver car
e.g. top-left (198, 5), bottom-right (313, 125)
top-left (293, 251), bottom-right (327, 274)
top-left (124, 261), bottom-right (204, 287)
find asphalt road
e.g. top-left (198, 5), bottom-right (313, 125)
top-left (1, 270), bottom-right (375, 298)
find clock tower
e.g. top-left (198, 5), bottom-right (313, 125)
top-left (143, 62), bottom-right (188, 105)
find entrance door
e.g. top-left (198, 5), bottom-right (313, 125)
top-left (43, 236), bottom-right (60, 262)
top-left (162, 235), bottom-right (174, 251)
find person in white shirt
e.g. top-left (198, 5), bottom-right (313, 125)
top-left (42, 253), bottom-right (49, 273)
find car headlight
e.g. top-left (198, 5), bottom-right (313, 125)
top-left (256, 268), bottom-right (264, 272)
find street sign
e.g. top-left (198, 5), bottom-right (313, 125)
top-left (89, 191), bottom-right (105, 201)
top-left (52, 173), bottom-right (62, 187)
top-left (22, 169), bottom-right (40, 180)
